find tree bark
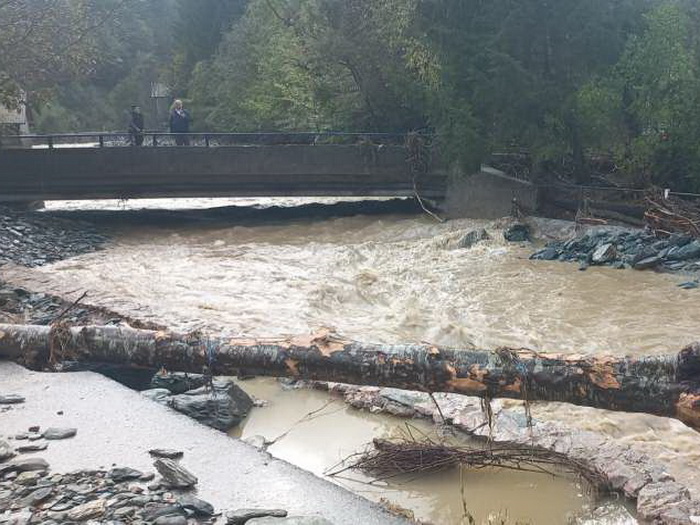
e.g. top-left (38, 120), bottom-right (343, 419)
top-left (1, 323), bottom-right (699, 432)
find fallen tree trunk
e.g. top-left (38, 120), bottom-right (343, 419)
top-left (1, 323), bottom-right (699, 432)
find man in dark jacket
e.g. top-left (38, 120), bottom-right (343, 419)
top-left (128, 105), bottom-right (145, 146)
top-left (169, 99), bottom-right (191, 146)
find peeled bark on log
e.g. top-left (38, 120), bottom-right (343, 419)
top-left (1, 323), bottom-right (699, 432)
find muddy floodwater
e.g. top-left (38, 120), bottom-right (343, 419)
top-left (4, 197), bottom-right (700, 523)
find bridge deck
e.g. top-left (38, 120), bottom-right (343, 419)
top-left (0, 137), bottom-right (445, 202)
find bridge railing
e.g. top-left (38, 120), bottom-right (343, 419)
top-left (0, 131), bottom-right (414, 149)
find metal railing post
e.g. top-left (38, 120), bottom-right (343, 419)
top-left (47, 136), bottom-right (54, 150)
top-left (152, 134), bottom-right (157, 147)
top-left (99, 135), bottom-right (104, 148)
top-left (205, 134), bottom-right (210, 147)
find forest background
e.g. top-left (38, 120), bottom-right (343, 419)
top-left (2, 0), bottom-right (700, 190)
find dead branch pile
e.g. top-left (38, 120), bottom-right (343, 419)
top-left (645, 189), bottom-right (700, 238)
top-left (331, 437), bottom-right (608, 490)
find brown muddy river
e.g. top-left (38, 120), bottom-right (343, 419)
top-left (4, 197), bottom-right (700, 524)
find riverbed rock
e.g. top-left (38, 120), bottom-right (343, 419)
top-left (177, 494), bottom-right (214, 516)
top-left (636, 481), bottom-right (691, 522)
top-left (169, 379), bottom-right (253, 431)
top-left (150, 372), bottom-right (208, 395)
top-left (458, 229), bottom-right (490, 249)
top-left (154, 516), bottom-right (187, 525)
top-left (148, 449), bottom-right (183, 460)
top-left (109, 467), bottom-right (144, 482)
top-left (0, 457), bottom-right (49, 474)
top-left (227, 508), bottom-right (289, 524)
top-left (0, 394), bottom-right (25, 404)
top-left (0, 440), bottom-right (15, 462)
top-left (42, 427), bottom-right (77, 440)
top-left (66, 498), bottom-right (106, 521)
top-left (591, 242), bottom-right (617, 264)
top-left (153, 459), bottom-right (197, 488)
top-left (633, 254), bottom-right (663, 270)
top-left (503, 223), bottom-right (530, 242)
top-left (16, 442), bottom-right (47, 453)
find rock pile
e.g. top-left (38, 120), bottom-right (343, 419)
top-left (0, 456), bottom-right (217, 525)
top-left (0, 207), bottom-right (107, 267)
top-left (530, 228), bottom-right (700, 274)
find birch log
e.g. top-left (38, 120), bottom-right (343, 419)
top-left (1, 323), bottom-right (699, 432)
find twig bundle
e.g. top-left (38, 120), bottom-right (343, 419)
top-left (330, 437), bottom-right (607, 490)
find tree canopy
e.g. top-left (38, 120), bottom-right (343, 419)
top-left (2, 0), bottom-right (700, 190)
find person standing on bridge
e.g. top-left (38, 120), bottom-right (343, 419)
top-left (169, 99), bottom-right (191, 146)
top-left (128, 105), bottom-right (145, 146)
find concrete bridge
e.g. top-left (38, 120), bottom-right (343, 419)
top-left (0, 132), bottom-right (446, 203)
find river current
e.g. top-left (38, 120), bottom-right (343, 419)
top-left (4, 197), bottom-right (699, 523)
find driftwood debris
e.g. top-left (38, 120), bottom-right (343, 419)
top-left (0, 323), bottom-right (699, 432)
top-left (329, 437), bottom-right (606, 488)
top-left (645, 189), bottom-right (700, 238)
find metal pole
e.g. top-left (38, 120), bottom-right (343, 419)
top-left (47, 136), bottom-right (53, 150)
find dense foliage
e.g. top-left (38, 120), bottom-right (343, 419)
top-left (2, 0), bottom-right (700, 189)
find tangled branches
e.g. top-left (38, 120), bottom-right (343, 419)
top-left (329, 435), bottom-right (608, 491)
top-left (645, 188), bottom-right (700, 238)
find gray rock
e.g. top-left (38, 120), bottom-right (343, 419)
top-left (1, 509), bottom-right (32, 525)
top-left (637, 481), bottom-right (690, 522)
top-left (42, 427), bottom-right (77, 440)
top-left (678, 281), bottom-right (699, 290)
top-left (148, 449), bottom-right (183, 460)
top-left (25, 486), bottom-right (53, 506)
top-left (177, 494), bottom-right (214, 516)
top-left (633, 255), bottom-right (662, 270)
top-left (591, 243), bottom-right (616, 264)
top-left (153, 516), bottom-right (187, 525)
top-left (530, 247), bottom-right (559, 261)
top-left (15, 471), bottom-right (42, 485)
top-left (0, 457), bottom-right (49, 474)
top-left (153, 459), bottom-right (197, 488)
top-left (227, 508), bottom-right (288, 524)
top-left (66, 498), bottom-right (106, 521)
top-left (150, 372), bottom-right (208, 394)
top-left (141, 388), bottom-right (172, 403)
top-left (0, 440), bottom-right (15, 462)
top-left (666, 240), bottom-right (700, 261)
top-left (243, 435), bottom-right (269, 450)
top-left (108, 467), bottom-right (144, 482)
top-left (503, 223), bottom-right (530, 242)
top-left (16, 443), bottom-right (47, 453)
top-left (457, 228), bottom-right (490, 249)
top-left (142, 502), bottom-right (186, 520)
top-left (0, 394), bottom-right (25, 404)
top-left (168, 379), bottom-right (253, 431)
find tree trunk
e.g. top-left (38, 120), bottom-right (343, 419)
top-left (1, 323), bottom-right (699, 432)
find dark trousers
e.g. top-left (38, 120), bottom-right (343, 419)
top-left (132, 133), bottom-right (144, 146)
top-left (174, 133), bottom-right (190, 146)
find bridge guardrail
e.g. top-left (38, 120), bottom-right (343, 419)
top-left (0, 131), bottom-right (419, 149)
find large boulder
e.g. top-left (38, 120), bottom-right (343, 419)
top-left (457, 229), bottom-right (490, 249)
top-left (150, 372), bottom-right (208, 394)
top-left (503, 223), bottom-right (530, 242)
top-left (144, 375), bottom-right (253, 432)
top-left (169, 380), bottom-right (253, 431)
